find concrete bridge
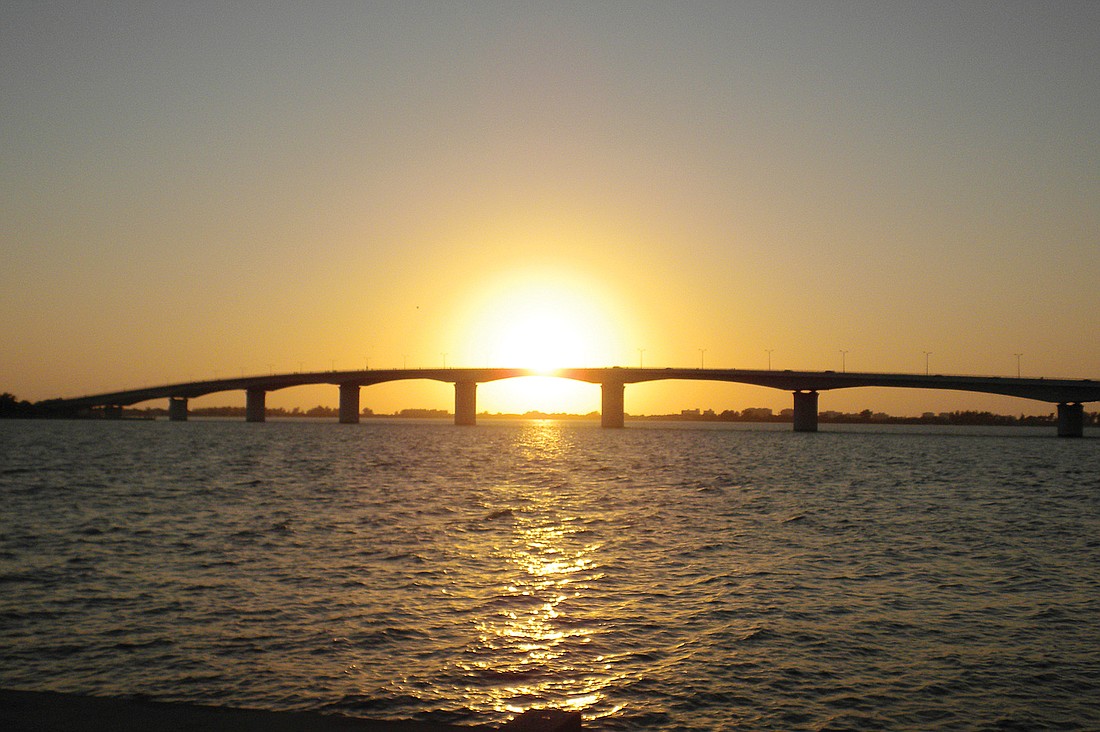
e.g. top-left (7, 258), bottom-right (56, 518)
top-left (36, 367), bottom-right (1100, 436)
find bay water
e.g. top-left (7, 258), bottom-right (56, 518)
top-left (1, 419), bottom-right (1098, 729)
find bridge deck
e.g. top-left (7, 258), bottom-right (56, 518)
top-left (37, 367), bottom-right (1100, 410)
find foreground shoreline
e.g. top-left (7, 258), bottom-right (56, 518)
top-left (0, 690), bottom-right (581, 732)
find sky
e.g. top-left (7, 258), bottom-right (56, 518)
top-left (3, 1), bottom-right (1098, 417)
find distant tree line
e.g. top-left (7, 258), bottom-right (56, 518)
top-left (643, 407), bottom-right (1097, 426)
top-left (0, 393), bottom-right (38, 418)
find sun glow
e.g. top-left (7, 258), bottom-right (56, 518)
top-left (490, 304), bottom-right (586, 372)
top-left (452, 269), bottom-right (632, 414)
top-left (482, 377), bottom-right (600, 416)
top-left (466, 275), bottom-right (620, 371)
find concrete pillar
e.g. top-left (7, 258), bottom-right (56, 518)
top-left (454, 380), bottom-right (477, 426)
top-left (1057, 402), bottom-right (1084, 438)
top-left (601, 380), bottom-right (625, 428)
top-left (339, 383), bottom-right (360, 424)
top-left (792, 390), bottom-right (819, 432)
top-left (246, 388), bottom-right (266, 423)
top-left (168, 397), bottom-right (188, 422)
top-left (103, 405), bottom-right (123, 420)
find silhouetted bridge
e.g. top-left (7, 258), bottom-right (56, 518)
top-left (36, 367), bottom-right (1100, 436)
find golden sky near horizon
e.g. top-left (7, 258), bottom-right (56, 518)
top-left (3, 2), bottom-right (1098, 416)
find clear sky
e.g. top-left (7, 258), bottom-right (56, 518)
top-left (3, 1), bottom-right (1098, 416)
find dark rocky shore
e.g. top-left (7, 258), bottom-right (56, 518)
top-left (0, 690), bottom-right (580, 732)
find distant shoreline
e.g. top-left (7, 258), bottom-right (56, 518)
top-left (4, 406), bottom-right (1095, 428)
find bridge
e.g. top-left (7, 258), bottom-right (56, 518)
top-left (36, 367), bottom-right (1100, 436)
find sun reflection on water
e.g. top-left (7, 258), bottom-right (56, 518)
top-left (454, 421), bottom-right (621, 720)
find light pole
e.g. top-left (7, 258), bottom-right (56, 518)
top-left (840, 350), bottom-right (848, 373)
top-left (1014, 353), bottom-right (1022, 378)
top-left (923, 351), bottom-right (932, 376)
top-left (765, 349), bottom-right (774, 370)
top-left (638, 348), bottom-right (645, 368)
top-left (699, 348), bottom-right (706, 369)
top-left (441, 353), bottom-right (448, 369)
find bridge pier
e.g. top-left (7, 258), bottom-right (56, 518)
top-left (792, 390), bottom-right (819, 432)
top-left (103, 405), bottom-right (123, 420)
top-left (168, 397), bottom-right (188, 422)
top-left (455, 381), bottom-right (477, 426)
top-left (246, 388), bottom-right (266, 422)
top-left (339, 384), bottom-right (360, 424)
top-left (1057, 402), bottom-right (1084, 437)
top-left (601, 380), bottom-right (625, 428)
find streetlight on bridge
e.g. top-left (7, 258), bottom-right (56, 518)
top-left (840, 350), bottom-right (848, 373)
top-left (638, 348), bottom-right (645, 368)
top-left (923, 351), bottom-right (932, 375)
top-left (765, 349), bottom-right (774, 370)
top-left (1014, 353), bottom-right (1023, 378)
top-left (699, 348), bottom-right (706, 369)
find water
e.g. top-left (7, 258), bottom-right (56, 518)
top-left (1, 419), bottom-right (1099, 730)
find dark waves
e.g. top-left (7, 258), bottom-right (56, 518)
top-left (2, 420), bottom-right (1099, 729)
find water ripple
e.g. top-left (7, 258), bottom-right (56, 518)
top-left (1, 420), bottom-right (1099, 729)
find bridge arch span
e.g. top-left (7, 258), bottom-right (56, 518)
top-left (35, 367), bottom-right (1100, 435)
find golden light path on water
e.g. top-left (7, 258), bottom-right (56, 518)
top-left (5, 419), bottom-right (1100, 729)
top-left (455, 422), bottom-right (622, 720)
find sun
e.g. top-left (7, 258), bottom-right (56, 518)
top-left (450, 268), bottom-right (632, 414)
top-left (462, 270), bottom-right (623, 370)
top-left (490, 302), bottom-right (587, 372)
